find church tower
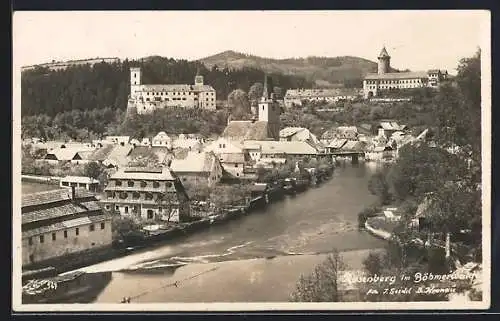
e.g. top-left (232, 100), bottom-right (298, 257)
top-left (130, 67), bottom-right (142, 98)
top-left (377, 46), bottom-right (391, 75)
top-left (258, 74), bottom-right (281, 140)
top-left (194, 68), bottom-right (204, 86)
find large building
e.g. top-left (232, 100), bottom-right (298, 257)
top-left (363, 47), bottom-right (448, 99)
top-left (101, 167), bottom-right (190, 222)
top-left (22, 188), bottom-right (112, 267)
top-left (127, 67), bottom-right (216, 114)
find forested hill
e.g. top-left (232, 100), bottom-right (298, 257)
top-left (198, 50), bottom-right (378, 88)
top-left (21, 57), bottom-right (312, 117)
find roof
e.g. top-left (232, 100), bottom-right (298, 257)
top-left (22, 214), bottom-right (110, 238)
top-left (327, 138), bottom-right (348, 149)
top-left (378, 46), bottom-right (390, 58)
top-left (22, 188), bottom-right (95, 208)
top-left (364, 71), bottom-right (429, 80)
top-left (45, 147), bottom-right (95, 161)
top-left (379, 121), bottom-right (406, 131)
top-left (245, 140), bottom-right (318, 155)
top-left (22, 201), bottom-right (102, 225)
top-left (222, 121), bottom-right (274, 141)
top-left (170, 151), bottom-right (216, 173)
top-left (138, 84), bottom-right (215, 92)
top-left (153, 132), bottom-right (171, 141)
top-left (341, 141), bottom-right (365, 152)
top-left (61, 176), bottom-right (99, 184)
top-left (219, 153), bottom-right (246, 163)
top-left (85, 144), bottom-right (115, 161)
top-left (104, 145), bottom-right (134, 166)
top-left (279, 127), bottom-right (305, 138)
top-left (109, 167), bottom-right (176, 181)
top-left (285, 88), bottom-right (360, 98)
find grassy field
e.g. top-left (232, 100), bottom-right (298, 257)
top-left (22, 181), bottom-right (61, 195)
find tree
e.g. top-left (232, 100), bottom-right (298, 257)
top-left (368, 169), bottom-right (391, 205)
top-left (290, 250), bottom-right (346, 302)
top-left (227, 89), bottom-right (252, 120)
top-left (363, 251), bottom-right (384, 276)
top-left (248, 82), bottom-right (263, 104)
top-left (156, 191), bottom-right (180, 223)
top-left (84, 161), bottom-right (105, 180)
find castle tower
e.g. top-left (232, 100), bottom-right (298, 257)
top-left (377, 46), bottom-right (391, 75)
top-left (194, 67), bottom-right (204, 86)
top-left (130, 67), bottom-right (142, 98)
top-left (258, 74), bottom-right (280, 140)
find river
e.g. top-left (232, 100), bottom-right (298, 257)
top-left (77, 162), bottom-right (388, 303)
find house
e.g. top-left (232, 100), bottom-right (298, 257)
top-left (104, 136), bottom-right (130, 146)
top-left (130, 138), bottom-right (141, 147)
top-left (60, 176), bottom-right (100, 192)
top-left (127, 146), bottom-right (172, 166)
top-left (43, 146), bottom-right (96, 164)
top-left (244, 140), bottom-right (318, 166)
top-left (22, 187), bottom-right (112, 267)
top-left (219, 153), bottom-right (248, 179)
top-left (152, 132), bottom-right (173, 148)
top-left (326, 138), bottom-right (348, 154)
top-left (279, 127), bottom-right (324, 152)
top-left (140, 137), bottom-right (152, 146)
top-left (377, 121), bottom-right (407, 137)
top-left (169, 151), bottom-right (223, 187)
top-left (365, 145), bottom-right (396, 161)
top-left (101, 167), bottom-right (190, 222)
top-left (101, 144), bottom-right (134, 168)
top-left (172, 134), bottom-right (203, 151)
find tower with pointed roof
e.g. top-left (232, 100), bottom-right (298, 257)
top-left (377, 46), bottom-right (391, 75)
top-left (258, 74), bottom-right (281, 140)
top-left (194, 67), bottom-right (204, 86)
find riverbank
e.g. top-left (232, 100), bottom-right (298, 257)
top-left (23, 172), bottom-right (333, 277)
top-left (93, 248), bottom-right (383, 303)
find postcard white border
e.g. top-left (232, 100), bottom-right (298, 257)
top-left (12, 9), bottom-right (491, 312)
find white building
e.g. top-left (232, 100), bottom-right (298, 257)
top-left (363, 46), bottom-right (448, 99)
top-left (60, 176), bottom-right (100, 192)
top-left (127, 67), bottom-right (216, 114)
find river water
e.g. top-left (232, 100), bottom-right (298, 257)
top-left (79, 162), bottom-right (388, 303)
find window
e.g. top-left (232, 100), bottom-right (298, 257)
top-left (125, 206), bottom-right (129, 214)
top-left (235, 164), bottom-right (238, 168)
top-left (132, 192), bottom-right (140, 199)
top-left (101, 222), bottom-right (105, 230)
top-left (159, 207), bottom-right (163, 212)
top-left (106, 191), bottom-right (113, 199)
top-left (119, 192), bottom-right (128, 199)
top-left (28, 237), bottom-right (33, 246)
top-left (76, 228), bottom-right (79, 236)
top-left (39, 235), bottom-right (44, 243)
top-left (145, 192), bottom-right (153, 200)
top-left (153, 181), bottom-right (160, 188)
top-left (29, 254), bottom-right (34, 263)
top-left (52, 233), bottom-right (56, 241)
top-left (64, 230), bottom-right (68, 238)
top-left (147, 210), bottom-right (154, 219)
top-left (128, 181), bottom-right (134, 187)
top-left (262, 106), bottom-right (265, 110)
top-left (90, 224), bottom-right (95, 232)
top-left (115, 180), bottom-right (122, 186)
top-left (62, 181), bottom-right (69, 186)
top-left (165, 181), bottom-right (172, 188)
top-left (115, 205), bottom-right (119, 211)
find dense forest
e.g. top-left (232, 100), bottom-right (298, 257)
top-left (21, 57), bottom-right (312, 117)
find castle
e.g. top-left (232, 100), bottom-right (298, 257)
top-left (127, 67), bottom-right (216, 114)
top-left (363, 46), bottom-right (448, 99)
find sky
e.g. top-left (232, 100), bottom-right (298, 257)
top-left (13, 10), bottom-right (489, 73)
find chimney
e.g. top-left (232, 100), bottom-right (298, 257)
top-left (71, 185), bottom-right (76, 200)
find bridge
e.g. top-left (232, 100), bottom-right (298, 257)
top-left (326, 150), bottom-right (365, 164)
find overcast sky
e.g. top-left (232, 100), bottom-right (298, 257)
top-left (13, 10), bottom-right (489, 73)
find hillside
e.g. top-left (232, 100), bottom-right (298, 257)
top-left (198, 50), bottom-right (378, 88)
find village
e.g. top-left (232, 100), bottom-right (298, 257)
top-left (18, 43), bottom-right (483, 304)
